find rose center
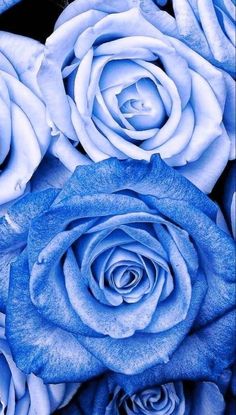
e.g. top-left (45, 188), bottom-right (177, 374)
top-left (126, 384), bottom-right (180, 414)
top-left (103, 252), bottom-right (150, 305)
top-left (118, 78), bottom-right (166, 130)
top-left (111, 266), bottom-right (143, 290)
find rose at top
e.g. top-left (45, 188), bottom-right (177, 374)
top-left (0, 31), bottom-right (51, 206)
top-left (0, 313), bottom-right (79, 415)
top-left (38, 0), bottom-right (235, 193)
top-left (2, 156), bottom-right (235, 383)
top-left (152, 0), bottom-right (236, 77)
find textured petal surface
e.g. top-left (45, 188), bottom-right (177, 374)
top-left (4, 156), bottom-right (235, 383)
top-left (37, 0), bottom-right (235, 192)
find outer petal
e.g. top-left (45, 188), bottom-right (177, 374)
top-left (0, 45), bottom-right (51, 205)
top-left (6, 251), bottom-right (105, 383)
top-left (0, 31), bottom-right (44, 97)
top-left (151, 198), bottom-right (236, 325)
top-left (38, 9), bottom-right (107, 141)
top-left (0, 189), bottom-right (59, 311)
top-left (0, 188), bottom-right (59, 251)
top-left (177, 128), bottom-right (231, 193)
top-left (75, 276), bottom-right (205, 374)
top-left (55, 0), bottom-right (138, 29)
top-left (112, 309), bottom-right (236, 394)
top-left (57, 156), bottom-right (217, 219)
top-left (0, 312), bottom-right (80, 414)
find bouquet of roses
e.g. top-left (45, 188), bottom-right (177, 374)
top-left (0, 1), bottom-right (235, 414)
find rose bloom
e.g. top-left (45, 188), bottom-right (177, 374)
top-left (152, 0), bottom-right (236, 76)
top-left (58, 372), bottom-right (229, 415)
top-left (38, 0), bottom-right (235, 193)
top-left (1, 156), bottom-right (235, 383)
top-left (0, 31), bottom-right (52, 207)
top-left (0, 313), bottom-right (79, 415)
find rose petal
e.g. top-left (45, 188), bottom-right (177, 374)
top-left (6, 251), bottom-right (105, 383)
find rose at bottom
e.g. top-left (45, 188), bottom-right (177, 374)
top-left (0, 313), bottom-right (79, 415)
top-left (1, 156), bottom-right (235, 383)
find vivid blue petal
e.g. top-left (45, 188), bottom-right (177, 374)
top-left (6, 251), bottom-right (105, 383)
top-left (0, 189), bottom-right (59, 310)
top-left (113, 309), bottom-right (236, 393)
top-left (57, 156), bottom-right (217, 219)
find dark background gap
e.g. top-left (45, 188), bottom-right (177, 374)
top-left (0, 0), bottom-right (174, 42)
top-left (0, 0), bottom-right (61, 42)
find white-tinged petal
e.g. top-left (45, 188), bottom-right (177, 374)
top-left (177, 69), bottom-right (223, 163)
top-left (0, 51), bottom-right (17, 78)
top-left (197, 0), bottom-right (235, 62)
top-left (0, 94), bottom-right (11, 164)
top-left (1, 71), bottom-right (50, 155)
top-left (49, 133), bottom-right (91, 172)
top-left (72, 111), bottom-right (110, 162)
top-left (0, 31), bottom-right (44, 97)
top-left (54, 0), bottom-right (134, 29)
top-left (168, 36), bottom-right (226, 110)
top-left (178, 127), bottom-right (231, 193)
top-left (139, 61), bottom-right (182, 149)
top-left (39, 10), bottom-right (106, 141)
top-left (0, 103), bottom-right (41, 204)
top-left (222, 71), bottom-right (236, 159)
top-left (74, 48), bottom-right (94, 115)
top-left (159, 104), bottom-right (194, 162)
top-left (172, 0), bottom-right (211, 57)
top-left (27, 374), bottom-right (51, 415)
top-left (74, 8), bottom-right (170, 60)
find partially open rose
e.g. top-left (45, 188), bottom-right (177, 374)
top-left (58, 372), bottom-right (228, 415)
top-left (38, 0), bottom-right (235, 193)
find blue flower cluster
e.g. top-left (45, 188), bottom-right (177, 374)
top-left (0, 1), bottom-right (235, 414)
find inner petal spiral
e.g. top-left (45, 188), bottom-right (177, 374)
top-left (106, 382), bottom-right (185, 415)
top-left (118, 78), bottom-right (167, 130)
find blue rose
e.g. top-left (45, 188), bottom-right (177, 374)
top-left (0, 312), bottom-right (79, 415)
top-left (1, 156), bottom-right (235, 383)
top-left (0, 31), bottom-right (51, 207)
top-left (57, 372), bottom-right (228, 415)
top-left (152, 0), bottom-right (236, 77)
top-left (38, 0), bottom-right (235, 193)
